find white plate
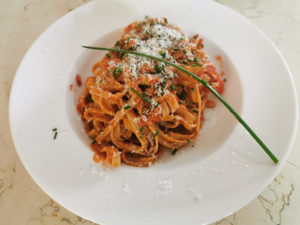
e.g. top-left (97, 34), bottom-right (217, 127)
top-left (9, 0), bottom-right (298, 225)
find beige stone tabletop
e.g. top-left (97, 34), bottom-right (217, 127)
top-left (0, 0), bottom-right (299, 224)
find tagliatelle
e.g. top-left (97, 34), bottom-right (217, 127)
top-left (77, 17), bottom-right (225, 167)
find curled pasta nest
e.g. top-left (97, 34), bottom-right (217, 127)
top-left (77, 17), bottom-right (225, 167)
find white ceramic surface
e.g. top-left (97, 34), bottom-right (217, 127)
top-left (9, 0), bottom-right (298, 225)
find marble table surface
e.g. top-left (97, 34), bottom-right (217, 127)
top-left (0, 0), bottom-right (299, 224)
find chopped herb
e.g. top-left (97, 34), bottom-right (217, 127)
top-left (163, 17), bottom-right (168, 23)
top-left (139, 126), bottom-right (144, 138)
top-left (196, 62), bottom-right (203, 68)
top-left (187, 139), bottom-right (192, 143)
top-left (191, 63), bottom-right (203, 68)
top-left (145, 15), bottom-right (149, 19)
top-left (99, 78), bottom-right (104, 84)
top-left (115, 40), bottom-right (120, 46)
top-left (193, 35), bottom-right (197, 39)
top-left (124, 105), bottom-right (131, 110)
top-left (180, 37), bottom-right (184, 41)
top-left (187, 59), bottom-right (193, 62)
top-left (159, 52), bottom-right (166, 58)
top-left (119, 52), bottom-right (125, 59)
top-left (142, 92), bottom-right (148, 100)
top-left (193, 57), bottom-right (198, 63)
top-left (154, 64), bottom-right (165, 73)
top-left (172, 148), bottom-right (178, 155)
top-left (182, 60), bottom-right (187, 65)
top-left (193, 109), bottom-right (199, 114)
top-left (86, 95), bottom-right (93, 103)
top-left (154, 130), bottom-right (159, 138)
top-left (162, 79), bottom-right (167, 86)
top-left (173, 48), bottom-right (179, 51)
top-left (178, 91), bottom-right (186, 102)
top-left (202, 44), bottom-right (204, 48)
top-left (154, 102), bottom-right (160, 108)
top-left (106, 53), bottom-right (111, 58)
top-left (183, 49), bottom-right (187, 54)
top-left (191, 87), bottom-right (194, 91)
top-left (52, 128), bottom-right (57, 132)
top-left (224, 78), bottom-right (227, 82)
top-left (170, 82), bottom-right (177, 91)
top-left (53, 132), bottom-right (57, 140)
top-left (130, 87), bottom-right (151, 103)
top-left (113, 66), bottom-right (122, 79)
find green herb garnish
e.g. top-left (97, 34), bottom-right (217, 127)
top-left (52, 128), bottom-right (58, 140)
top-left (82, 46), bottom-right (279, 164)
top-left (178, 91), bottom-right (185, 102)
top-left (86, 95), bottom-right (93, 103)
top-left (172, 148), bottom-right (178, 155)
top-left (170, 82), bottom-right (177, 91)
top-left (130, 87), bottom-right (150, 103)
top-left (154, 102), bottom-right (160, 108)
top-left (193, 109), bottom-right (198, 114)
top-left (140, 126), bottom-right (144, 138)
top-left (124, 105), bottom-right (131, 110)
top-left (160, 52), bottom-right (166, 58)
top-left (190, 62), bottom-right (203, 68)
top-left (113, 66), bottom-right (122, 79)
top-left (119, 52), bottom-right (125, 59)
top-left (106, 53), bottom-right (111, 58)
top-left (187, 139), bottom-right (192, 143)
top-left (154, 64), bottom-right (165, 73)
top-left (154, 130), bottom-right (159, 138)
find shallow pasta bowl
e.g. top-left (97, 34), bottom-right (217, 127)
top-left (9, 0), bottom-right (298, 225)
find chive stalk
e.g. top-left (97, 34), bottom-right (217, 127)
top-left (82, 46), bottom-right (279, 164)
top-left (129, 87), bottom-right (150, 103)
